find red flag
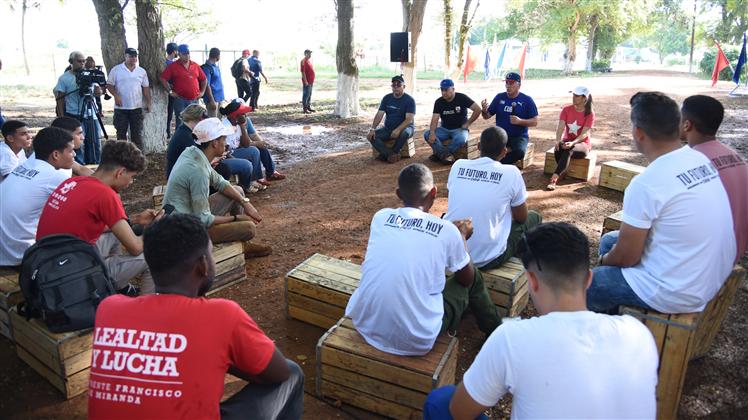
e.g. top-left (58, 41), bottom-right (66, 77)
top-left (712, 43), bottom-right (730, 87)
top-left (463, 45), bottom-right (478, 82)
top-left (518, 43), bottom-right (528, 80)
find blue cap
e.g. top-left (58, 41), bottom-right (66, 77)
top-left (178, 44), bottom-right (190, 55)
top-left (504, 72), bottom-right (521, 82)
top-left (440, 79), bottom-right (454, 89)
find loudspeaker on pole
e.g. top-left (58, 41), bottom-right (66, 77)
top-left (390, 32), bottom-right (410, 63)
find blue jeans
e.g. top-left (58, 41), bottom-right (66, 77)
top-left (302, 84), bottom-right (313, 109)
top-left (372, 126), bottom-right (414, 158)
top-left (172, 97), bottom-right (199, 129)
top-left (232, 146), bottom-right (274, 180)
top-left (588, 231), bottom-right (652, 313)
top-left (424, 385), bottom-right (488, 420)
top-left (499, 135), bottom-right (528, 164)
top-left (423, 127), bottom-right (469, 157)
top-left (220, 157), bottom-right (253, 188)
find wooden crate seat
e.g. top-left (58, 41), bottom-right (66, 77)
top-left (514, 142), bottom-right (535, 170)
top-left (207, 242), bottom-right (247, 295)
top-left (480, 257), bottom-right (529, 317)
top-left (543, 147), bottom-right (597, 181)
top-left (599, 160), bottom-right (645, 192)
top-left (442, 135), bottom-right (479, 160)
top-left (602, 210), bottom-right (623, 235)
top-left (371, 137), bottom-right (416, 159)
top-left (316, 317), bottom-right (458, 419)
top-left (10, 308), bottom-right (92, 399)
top-left (0, 267), bottom-right (22, 341)
top-left (286, 254), bottom-right (361, 329)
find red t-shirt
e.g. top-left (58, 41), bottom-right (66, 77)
top-left (88, 294), bottom-right (276, 420)
top-left (161, 60), bottom-right (206, 100)
top-left (559, 104), bottom-right (595, 146)
top-left (36, 176), bottom-right (127, 244)
top-left (300, 58), bottom-right (315, 85)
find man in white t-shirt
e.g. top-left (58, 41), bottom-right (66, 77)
top-left (0, 120), bottom-right (32, 181)
top-left (445, 126), bottom-right (541, 269)
top-left (107, 48), bottom-right (151, 151)
top-left (345, 163), bottom-right (501, 356)
top-left (424, 222), bottom-right (658, 419)
top-left (590, 92), bottom-right (735, 314)
top-left (0, 127), bottom-right (75, 266)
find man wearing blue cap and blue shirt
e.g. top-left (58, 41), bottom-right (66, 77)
top-left (160, 44), bottom-right (207, 129)
top-left (481, 72), bottom-right (538, 165)
top-left (424, 79), bottom-right (481, 164)
top-left (367, 75), bottom-right (416, 163)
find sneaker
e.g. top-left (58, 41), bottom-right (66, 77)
top-left (249, 181), bottom-right (267, 192)
top-left (387, 153), bottom-right (401, 164)
top-left (546, 183), bottom-right (557, 191)
top-left (267, 171), bottom-right (286, 181)
top-left (428, 154), bottom-right (441, 162)
top-left (440, 154), bottom-right (456, 165)
top-left (308, 108), bottom-right (316, 113)
top-left (243, 241), bottom-right (273, 258)
top-left (117, 283), bottom-right (140, 297)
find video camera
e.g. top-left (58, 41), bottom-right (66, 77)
top-left (76, 66), bottom-right (108, 97)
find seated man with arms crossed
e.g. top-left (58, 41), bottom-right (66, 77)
top-left (590, 92), bottom-right (735, 314)
top-left (88, 214), bottom-right (304, 420)
top-left (0, 127), bottom-right (75, 266)
top-left (163, 118), bottom-right (271, 258)
top-left (445, 126), bottom-right (541, 270)
top-left (424, 223), bottom-right (658, 419)
top-left (36, 141), bottom-right (159, 295)
top-left (345, 163), bottom-right (501, 356)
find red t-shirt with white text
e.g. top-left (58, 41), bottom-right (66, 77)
top-left (161, 60), bottom-right (207, 100)
top-left (36, 176), bottom-right (127, 243)
top-left (559, 104), bottom-right (595, 146)
top-left (88, 294), bottom-right (276, 420)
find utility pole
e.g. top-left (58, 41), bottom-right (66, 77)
top-left (688, 0), bottom-right (697, 73)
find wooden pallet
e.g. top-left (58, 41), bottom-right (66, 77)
top-left (371, 137), bottom-right (416, 159)
top-left (0, 267), bottom-right (22, 341)
top-left (10, 308), bottom-right (92, 399)
top-left (514, 142), bottom-right (535, 170)
top-left (691, 266), bottom-right (745, 359)
top-left (152, 184), bottom-right (166, 211)
top-left (598, 160), bottom-right (645, 192)
top-left (481, 257), bottom-right (529, 318)
top-left (207, 241), bottom-right (247, 295)
top-left (444, 136), bottom-right (479, 160)
top-left (543, 147), bottom-right (597, 181)
top-left (316, 317), bottom-right (458, 419)
top-left (286, 254), bottom-right (361, 329)
top-left (602, 210), bottom-right (623, 235)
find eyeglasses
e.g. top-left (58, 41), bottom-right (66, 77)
top-left (391, 83), bottom-right (403, 87)
top-left (505, 80), bottom-right (517, 86)
top-left (521, 233), bottom-right (542, 272)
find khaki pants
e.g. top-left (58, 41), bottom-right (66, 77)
top-left (208, 186), bottom-right (256, 244)
top-left (96, 232), bottom-right (154, 294)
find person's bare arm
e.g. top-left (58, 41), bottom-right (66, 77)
top-left (260, 71), bottom-right (268, 83)
top-left (237, 121), bottom-right (252, 148)
top-left (480, 99), bottom-right (493, 120)
top-left (573, 127), bottom-right (591, 145)
top-left (221, 183), bottom-right (262, 222)
top-left (555, 120), bottom-right (565, 143)
top-left (391, 112), bottom-right (415, 139)
top-left (142, 86), bottom-right (152, 112)
top-left (449, 382), bottom-right (491, 420)
top-left (198, 78), bottom-right (207, 97)
top-left (228, 348), bottom-right (290, 384)
top-left (367, 110), bottom-right (386, 142)
top-left (452, 219), bottom-right (475, 288)
top-left (110, 219), bottom-right (144, 256)
top-left (54, 90), bottom-right (66, 117)
top-left (510, 202), bottom-right (528, 224)
top-left (426, 113), bottom-right (440, 144)
top-left (463, 102), bottom-right (482, 129)
top-left (301, 61), bottom-right (308, 85)
top-left (71, 162), bottom-right (94, 176)
top-left (107, 83), bottom-right (123, 107)
top-left (159, 77), bottom-right (173, 96)
top-left (599, 222), bottom-right (649, 267)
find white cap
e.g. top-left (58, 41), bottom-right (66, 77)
top-left (192, 118), bottom-right (233, 144)
top-left (571, 86), bottom-right (590, 97)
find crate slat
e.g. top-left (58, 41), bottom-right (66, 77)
top-left (371, 137), bottom-right (416, 158)
top-left (599, 160), bottom-right (645, 192)
top-left (544, 148), bottom-right (597, 181)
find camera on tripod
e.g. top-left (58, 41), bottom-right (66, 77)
top-left (76, 66), bottom-right (111, 100)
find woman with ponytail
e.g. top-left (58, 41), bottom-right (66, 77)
top-left (547, 86), bottom-right (595, 190)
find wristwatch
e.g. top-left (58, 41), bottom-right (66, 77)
top-left (242, 197), bottom-right (251, 203)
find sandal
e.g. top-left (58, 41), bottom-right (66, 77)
top-left (267, 171), bottom-right (286, 181)
top-left (546, 183), bottom-right (557, 191)
top-left (256, 178), bottom-right (271, 186)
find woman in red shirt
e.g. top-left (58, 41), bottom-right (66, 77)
top-left (547, 86), bottom-right (595, 190)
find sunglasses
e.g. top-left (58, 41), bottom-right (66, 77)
top-left (391, 82), bottom-right (403, 87)
top-left (505, 80), bottom-right (518, 85)
top-left (521, 233), bottom-right (542, 272)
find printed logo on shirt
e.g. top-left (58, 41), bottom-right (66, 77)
top-left (710, 153), bottom-right (745, 171)
top-left (11, 165), bottom-right (39, 180)
top-left (384, 214), bottom-right (444, 237)
top-left (456, 167), bottom-right (503, 184)
top-left (675, 163), bottom-right (719, 189)
top-left (60, 180), bottom-right (78, 195)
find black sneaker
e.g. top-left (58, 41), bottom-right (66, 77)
top-left (428, 154), bottom-right (441, 162)
top-left (117, 283), bottom-right (140, 297)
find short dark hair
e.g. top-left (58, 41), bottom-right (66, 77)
top-left (629, 92), bottom-right (681, 141)
top-left (1, 120), bottom-right (28, 138)
top-left (209, 48), bottom-right (220, 59)
top-left (516, 222), bottom-right (590, 292)
top-left (50, 116), bottom-right (82, 133)
top-left (166, 42), bottom-right (178, 54)
top-left (479, 126), bottom-right (508, 158)
top-left (398, 163), bottom-right (433, 204)
top-left (98, 140), bottom-right (147, 172)
top-left (681, 95), bottom-right (724, 136)
top-left (144, 213), bottom-right (210, 283)
top-left (33, 127), bottom-right (73, 161)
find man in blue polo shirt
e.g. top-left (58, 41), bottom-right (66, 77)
top-left (366, 75), bottom-right (416, 163)
top-left (248, 50), bottom-right (269, 110)
top-left (202, 48), bottom-right (224, 117)
top-left (481, 72), bottom-right (538, 165)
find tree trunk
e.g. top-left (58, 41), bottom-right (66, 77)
top-left (21, 0), bottom-right (30, 76)
top-left (135, 0), bottom-right (167, 153)
top-left (455, 0), bottom-right (480, 73)
top-left (562, 9), bottom-right (580, 75)
top-left (401, 0), bottom-right (427, 94)
top-left (443, 0), bottom-right (453, 73)
top-left (92, 0), bottom-right (127, 73)
top-left (334, 0), bottom-right (360, 118)
top-left (585, 14), bottom-right (598, 71)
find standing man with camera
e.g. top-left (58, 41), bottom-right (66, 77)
top-left (107, 48), bottom-right (151, 151)
top-left (160, 44), bottom-right (207, 130)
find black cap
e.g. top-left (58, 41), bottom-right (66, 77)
top-left (125, 47), bottom-right (138, 56)
top-left (392, 74), bottom-right (405, 84)
top-left (166, 43), bottom-right (178, 54)
top-left (304, 49), bottom-right (312, 54)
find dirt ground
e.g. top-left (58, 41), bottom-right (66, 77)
top-left (0, 70), bottom-right (746, 419)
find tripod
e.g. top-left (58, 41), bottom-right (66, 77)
top-left (77, 85), bottom-right (108, 164)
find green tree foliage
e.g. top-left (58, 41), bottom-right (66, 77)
top-left (700, 46), bottom-right (743, 81)
top-left (632, 0), bottom-right (690, 63)
top-left (160, 0), bottom-right (217, 44)
top-left (702, 0), bottom-right (748, 44)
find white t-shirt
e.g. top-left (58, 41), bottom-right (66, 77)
top-left (463, 311), bottom-right (658, 419)
top-left (621, 146), bottom-right (735, 313)
top-left (0, 157), bottom-right (69, 265)
top-left (345, 207), bottom-right (470, 356)
top-left (0, 141), bottom-right (27, 180)
top-left (445, 157), bottom-right (527, 267)
top-left (223, 118), bottom-right (241, 150)
top-left (107, 63), bottom-right (150, 110)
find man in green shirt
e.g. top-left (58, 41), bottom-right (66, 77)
top-left (163, 118), bottom-right (271, 258)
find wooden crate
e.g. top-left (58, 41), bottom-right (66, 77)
top-left (543, 148), bottom-right (597, 181)
top-left (10, 308), bottom-right (92, 399)
top-left (0, 267), bottom-right (23, 341)
top-left (206, 241), bottom-right (247, 295)
top-left (444, 136), bottom-right (479, 160)
top-left (599, 160), bottom-right (645, 192)
top-left (316, 317), bottom-right (458, 419)
top-left (514, 142), bottom-right (535, 170)
top-left (371, 137), bottom-right (416, 159)
top-left (152, 184), bottom-right (166, 211)
top-left (691, 266), bottom-right (745, 359)
top-left (285, 254), bottom-right (360, 329)
top-left (481, 257), bottom-right (529, 318)
top-left (602, 210), bottom-right (623, 235)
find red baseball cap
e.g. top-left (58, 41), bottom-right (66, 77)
top-left (242, 49), bottom-right (250, 55)
top-left (220, 98), bottom-right (254, 119)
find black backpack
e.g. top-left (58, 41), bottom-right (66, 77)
top-left (231, 58), bottom-right (245, 79)
top-left (19, 234), bottom-right (116, 333)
